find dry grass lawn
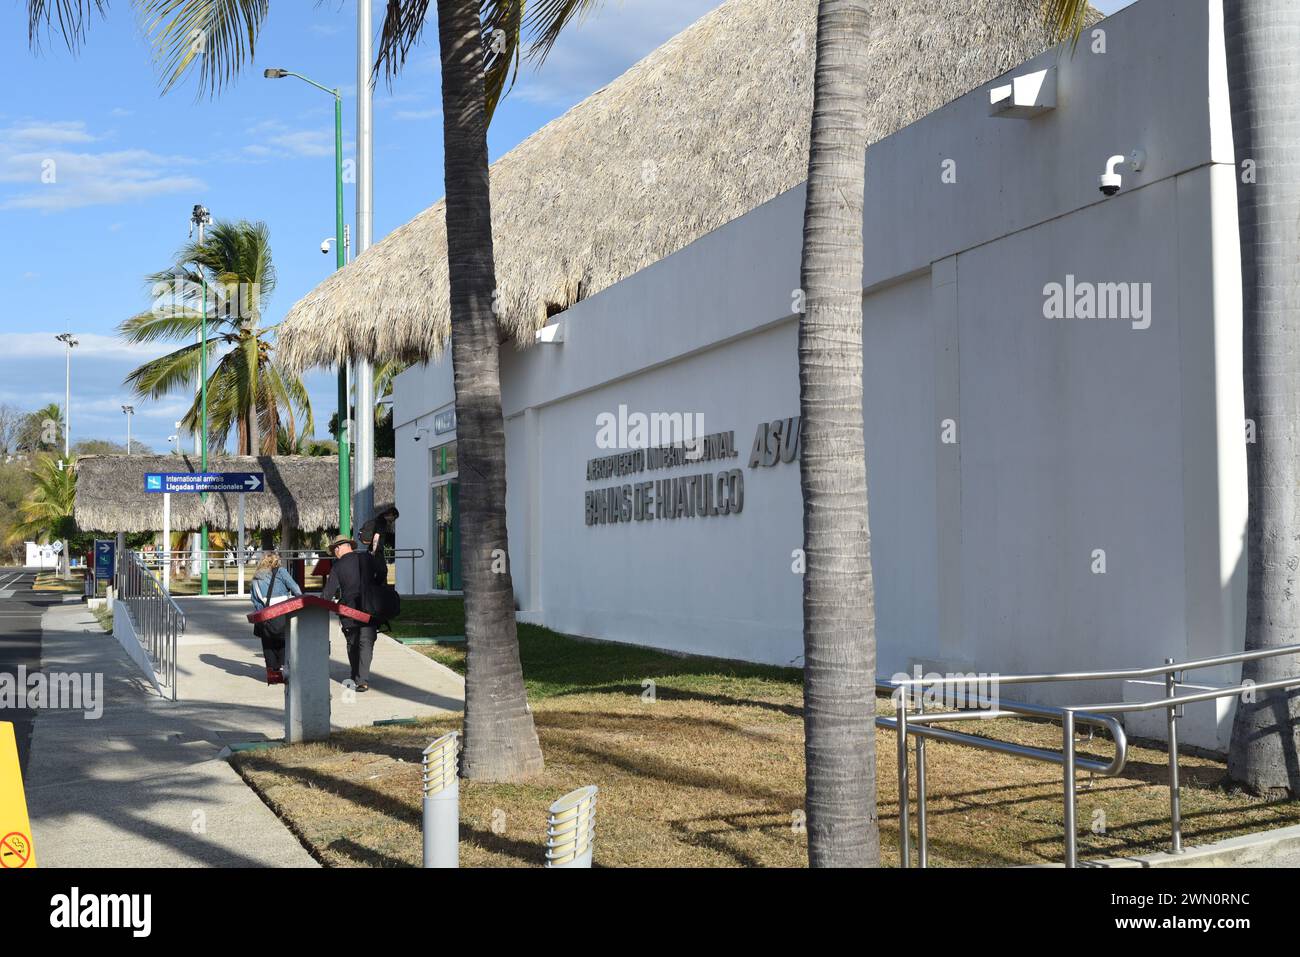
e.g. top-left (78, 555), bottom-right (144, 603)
top-left (232, 601), bottom-right (1300, 867)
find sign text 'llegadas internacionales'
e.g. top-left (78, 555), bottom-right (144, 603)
top-left (584, 418), bottom-right (801, 527)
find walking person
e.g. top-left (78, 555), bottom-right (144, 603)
top-left (250, 552), bottom-right (301, 685)
top-left (321, 535), bottom-right (388, 692)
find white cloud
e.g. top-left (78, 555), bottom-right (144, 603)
top-left (0, 120), bottom-right (204, 212)
top-left (4, 120), bottom-right (97, 145)
top-left (241, 119), bottom-right (355, 161)
top-left (0, 332), bottom-right (158, 362)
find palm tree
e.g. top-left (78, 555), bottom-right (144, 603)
top-left (797, 0), bottom-right (878, 867)
top-left (27, 0), bottom-right (599, 782)
top-left (1220, 0), bottom-right (1300, 796)
top-left (1044, 1), bottom-right (1300, 796)
top-left (17, 454), bottom-right (77, 576)
top-left (375, 0), bottom-right (604, 780)
top-left (120, 219), bottom-right (312, 455)
top-left (17, 402), bottom-right (63, 455)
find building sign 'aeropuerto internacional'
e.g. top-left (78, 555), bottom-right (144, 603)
top-left (583, 418), bottom-right (801, 527)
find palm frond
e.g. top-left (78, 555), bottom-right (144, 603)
top-left (1041, 0), bottom-right (1091, 47)
top-left (135, 0), bottom-right (271, 97)
top-left (482, 0), bottom-right (525, 120)
top-left (376, 1), bottom-right (524, 121)
top-left (123, 339), bottom-right (209, 400)
top-left (119, 307), bottom-right (208, 344)
top-left (522, 0), bottom-right (603, 67)
top-left (375, 0), bottom-right (432, 87)
top-left (16, 454), bottom-right (76, 541)
top-left (26, 0), bottom-right (108, 51)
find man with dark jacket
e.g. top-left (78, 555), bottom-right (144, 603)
top-left (359, 505), bottom-right (399, 560)
top-left (321, 535), bottom-right (387, 691)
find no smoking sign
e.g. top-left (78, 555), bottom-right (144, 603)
top-left (0, 831), bottom-right (33, 868)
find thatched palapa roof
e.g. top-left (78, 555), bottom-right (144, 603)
top-left (276, 0), bottom-right (1074, 372)
top-left (74, 455), bottom-right (394, 534)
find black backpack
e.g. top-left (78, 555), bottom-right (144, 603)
top-left (362, 554), bottom-right (401, 624)
top-left (253, 573), bottom-right (290, 641)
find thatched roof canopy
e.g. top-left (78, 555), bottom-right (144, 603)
top-left (73, 455), bottom-right (394, 534)
top-left (276, 0), bottom-right (1075, 372)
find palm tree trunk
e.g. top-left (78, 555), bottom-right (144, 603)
top-left (247, 406), bottom-right (259, 456)
top-left (435, 0), bottom-right (543, 781)
top-left (1226, 0), bottom-right (1300, 796)
top-left (797, 0), bottom-right (879, 867)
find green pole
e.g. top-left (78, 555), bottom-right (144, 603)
top-left (333, 91), bottom-right (350, 538)
top-left (264, 69), bottom-right (351, 538)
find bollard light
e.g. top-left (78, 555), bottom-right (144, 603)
top-left (544, 785), bottom-right (598, 868)
top-left (422, 731), bottom-right (460, 868)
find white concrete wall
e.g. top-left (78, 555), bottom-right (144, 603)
top-left (393, 0), bottom-right (1246, 720)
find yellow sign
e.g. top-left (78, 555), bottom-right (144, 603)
top-left (0, 722), bottom-right (36, 868)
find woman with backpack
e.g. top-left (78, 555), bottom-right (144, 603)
top-left (250, 552), bottom-right (301, 685)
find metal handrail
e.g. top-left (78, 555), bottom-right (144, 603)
top-left (131, 547), bottom-right (425, 597)
top-left (883, 643), bottom-right (1300, 868)
top-left (114, 551), bottom-right (183, 700)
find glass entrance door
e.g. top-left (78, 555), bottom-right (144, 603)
top-left (432, 480), bottom-right (461, 591)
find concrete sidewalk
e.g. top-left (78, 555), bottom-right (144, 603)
top-left (173, 596), bottom-right (464, 741)
top-left (25, 597), bottom-right (464, 867)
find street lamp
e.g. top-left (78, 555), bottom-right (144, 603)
top-left (122, 405), bottom-right (134, 455)
top-left (55, 332), bottom-right (78, 460)
top-left (168, 434), bottom-right (179, 454)
top-left (264, 66), bottom-right (352, 537)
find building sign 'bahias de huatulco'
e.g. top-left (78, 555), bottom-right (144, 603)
top-left (585, 417), bottom-right (801, 526)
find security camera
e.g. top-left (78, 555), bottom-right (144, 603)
top-left (1099, 151), bottom-right (1144, 198)
top-left (1099, 154), bottom-right (1125, 196)
top-left (413, 428), bottom-right (429, 443)
top-left (320, 240), bottom-right (331, 255)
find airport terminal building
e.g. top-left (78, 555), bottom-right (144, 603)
top-left (345, 1), bottom-right (1246, 746)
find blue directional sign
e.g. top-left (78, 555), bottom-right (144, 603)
top-left (143, 472), bottom-right (265, 494)
top-left (93, 539), bottom-right (116, 581)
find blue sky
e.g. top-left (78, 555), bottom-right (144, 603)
top-left (0, 0), bottom-right (1135, 453)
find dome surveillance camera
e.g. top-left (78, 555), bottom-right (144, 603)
top-left (413, 427), bottom-right (429, 443)
top-left (1099, 154), bottom-right (1125, 197)
top-left (320, 240), bottom-right (331, 254)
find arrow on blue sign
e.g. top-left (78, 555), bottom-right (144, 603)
top-left (143, 472), bottom-right (266, 494)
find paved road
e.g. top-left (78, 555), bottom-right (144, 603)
top-left (0, 568), bottom-right (57, 773)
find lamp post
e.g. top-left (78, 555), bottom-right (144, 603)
top-left (265, 67), bottom-right (351, 538)
top-left (55, 333), bottom-right (78, 461)
top-left (122, 405), bottom-right (134, 454)
top-left (190, 204), bottom-right (213, 596)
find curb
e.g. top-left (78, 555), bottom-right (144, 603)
top-left (1029, 823), bottom-right (1300, 868)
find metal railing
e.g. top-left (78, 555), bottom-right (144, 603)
top-left (881, 642), bottom-right (1300, 868)
top-left (114, 551), bottom-right (183, 700)
top-left (131, 547), bottom-right (425, 596)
